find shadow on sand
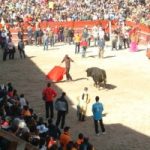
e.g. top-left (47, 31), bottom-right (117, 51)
top-left (104, 55), bottom-right (116, 59)
top-left (52, 77), bottom-right (88, 83)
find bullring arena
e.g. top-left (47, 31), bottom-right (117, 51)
top-left (1, 42), bottom-right (150, 150)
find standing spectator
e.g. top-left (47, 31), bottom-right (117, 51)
top-left (111, 31), bottom-right (118, 51)
top-left (27, 26), bottom-right (33, 45)
top-left (77, 87), bottom-right (90, 121)
top-left (43, 32), bottom-right (49, 50)
top-left (42, 83), bottom-right (57, 119)
top-left (53, 26), bottom-right (59, 44)
top-left (63, 27), bottom-right (69, 44)
top-left (69, 28), bottom-right (74, 45)
top-left (82, 27), bottom-right (89, 41)
top-left (118, 31), bottom-right (124, 50)
top-left (74, 33), bottom-right (81, 54)
top-left (123, 30), bottom-right (130, 49)
top-left (18, 38), bottom-right (26, 59)
top-left (58, 26), bottom-right (64, 42)
top-left (1, 29), bottom-right (7, 49)
top-left (92, 26), bottom-right (99, 46)
top-left (129, 29), bottom-right (139, 52)
top-left (18, 28), bottom-right (24, 40)
top-left (49, 29), bottom-right (54, 47)
top-left (37, 28), bottom-right (43, 46)
top-left (34, 29), bottom-right (39, 46)
top-left (55, 92), bottom-right (68, 129)
top-left (80, 39), bottom-right (88, 58)
top-left (3, 44), bottom-right (9, 61)
top-left (92, 96), bottom-right (105, 136)
top-left (8, 39), bottom-right (15, 60)
top-left (61, 54), bottom-right (74, 81)
top-left (59, 126), bottom-right (71, 150)
top-left (97, 37), bottom-right (105, 59)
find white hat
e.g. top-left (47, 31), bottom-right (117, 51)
top-left (37, 125), bottom-right (48, 134)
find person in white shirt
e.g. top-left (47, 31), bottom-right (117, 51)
top-left (92, 26), bottom-right (99, 46)
top-left (19, 94), bottom-right (28, 109)
top-left (77, 87), bottom-right (90, 121)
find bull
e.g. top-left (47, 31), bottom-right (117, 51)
top-left (86, 67), bottom-right (107, 89)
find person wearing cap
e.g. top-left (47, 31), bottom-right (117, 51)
top-left (42, 82), bottom-right (57, 119)
top-left (59, 126), bottom-right (71, 150)
top-left (61, 54), bottom-right (74, 81)
top-left (55, 92), bottom-right (68, 129)
top-left (77, 87), bottom-right (90, 121)
top-left (92, 96), bottom-right (105, 136)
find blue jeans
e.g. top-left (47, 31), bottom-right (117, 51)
top-left (82, 47), bottom-right (86, 58)
top-left (43, 40), bottom-right (49, 50)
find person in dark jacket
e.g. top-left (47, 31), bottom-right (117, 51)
top-left (8, 39), bottom-right (16, 60)
top-left (48, 119), bottom-right (61, 140)
top-left (18, 38), bottom-right (26, 58)
top-left (61, 54), bottom-right (74, 81)
top-left (37, 28), bottom-right (43, 45)
top-left (18, 29), bottom-right (24, 40)
top-left (3, 45), bottom-right (9, 61)
top-left (55, 92), bottom-right (68, 129)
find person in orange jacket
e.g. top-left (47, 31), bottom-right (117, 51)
top-left (42, 82), bottom-right (57, 119)
top-left (76, 133), bottom-right (84, 149)
top-left (59, 126), bottom-right (71, 150)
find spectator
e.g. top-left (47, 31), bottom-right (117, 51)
top-left (77, 87), bottom-right (90, 121)
top-left (76, 133), bottom-right (84, 149)
top-left (74, 33), bottom-right (81, 54)
top-left (18, 38), bottom-right (26, 59)
top-left (48, 119), bottom-right (61, 140)
top-left (42, 82), bottom-right (57, 119)
top-left (80, 38), bottom-right (88, 58)
top-left (19, 94), bottom-right (28, 109)
top-left (55, 92), bottom-right (68, 129)
top-left (97, 36), bottom-right (105, 59)
top-left (92, 96), bottom-right (106, 136)
top-left (43, 32), bottom-right (49, 50)
top-left (59, 126), bottom-right (71, 150)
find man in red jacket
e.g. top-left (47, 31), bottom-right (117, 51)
top-left (42, 83), bottom-right (57, 119)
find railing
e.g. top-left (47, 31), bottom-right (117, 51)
top-left (1, 20), bottom-right (149, 44)
top-left (0, 129), bottom-right (38, 150)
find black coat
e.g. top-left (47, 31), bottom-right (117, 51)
top-left (86, 67), bottom-right (107, 87)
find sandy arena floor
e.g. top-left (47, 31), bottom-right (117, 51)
top-left (0, 42), bottom-right (150, 150)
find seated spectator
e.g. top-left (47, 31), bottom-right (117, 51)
top-left (59, 126), bottom-right (71, 150)
top-left (19, 94), bottom-right (28, 109)
top-left (48, 119), bottom-right (61, 140)
top-left (76, 133), bottom-right (84, 149)
top-left (21, 105), bottom-right (31, 117)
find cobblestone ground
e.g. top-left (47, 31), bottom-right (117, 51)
top-left (0, 42), bottom-right (150, 150)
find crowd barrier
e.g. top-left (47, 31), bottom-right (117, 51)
top-left (0, 20), bottom-right (149, 44)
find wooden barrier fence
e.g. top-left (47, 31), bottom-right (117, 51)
top-left (1, 20), bottom-right (149, 44)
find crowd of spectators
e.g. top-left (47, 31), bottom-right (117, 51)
top-left (0, 0), bottom-right (149, 27)
top-left (0, 83), bottom-right (95, 150)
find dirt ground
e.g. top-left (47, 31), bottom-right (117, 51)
top-left (0, 42), bottom-right (150, 150)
